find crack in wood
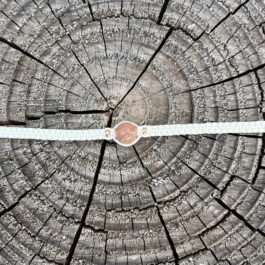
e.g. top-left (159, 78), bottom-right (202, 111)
top-left (71, 50), bottom-right (108, 102)
top-left (180, 61), bottom-right (265, 94)
top-left (114, 27), bottom-right (174, 110)
top-left (157, 0), bottom-right (170, 25)
top-left (25, 109), bottom-right (110, 121)
top-left (215, 197), bottom-right (265, 238)
top-left (1, 0), bottom-right (265, 263)
top-left (46, 1), bottom-right (108, 102)
top-left (133, 146), bottom-right (180, 265)
top-left (64, 113), bottom-right (112, 265)
top-left (0, 155), bottom-right (69, 218)
top-left (0, 37), bottom-right (65, 79)
top-left (209, 0), bottom-right (251, 34)
top-left (175, 155), bottom-right (221, 192)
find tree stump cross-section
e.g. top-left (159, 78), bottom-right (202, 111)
top-left (0, 0), bottom-right (265, 264)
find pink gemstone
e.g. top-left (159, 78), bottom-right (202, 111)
top-left (114, 121), bottom-right (139, 146)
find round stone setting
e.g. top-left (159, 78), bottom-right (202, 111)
top-left (114, 121), bottom-right (139, 146)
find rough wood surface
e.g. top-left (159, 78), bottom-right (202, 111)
top-left (0, 0), bottom-right (265, 264)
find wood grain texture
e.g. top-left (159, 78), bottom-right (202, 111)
top-left (0, 0), bottom-right (265, 264)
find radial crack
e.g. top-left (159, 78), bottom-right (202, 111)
top-left (25, 108), bottom-right (110, 121)
top-left (157, 0), bottom-right (170, 25)
top-left (43, 109), bottom-right (109, 115)
top-left (215, 198), bottom-right (265, 238)
top-left (209, 0), bottom-right (251, 33)
top-left (0, 37), bottom-right (65, 79)
top-left (175, 155), bottom-right (221, 191)
top-left (0, 120), bottom-right (26, 126)
top-left (0, 154), bottom-right (70, 217)
top-left (133, 146), bottom-right (179, 264)
top-left (71, 50), bottom-right (108, 102)
top-left (31, 77), bottom-right (85, 99)
top-left (85, 1), bottom-right (108, 56)
top-left (64, 114), bottom-right (112, 265)
top-left (182, 0), bottom-right (251, 53)
top-left (114, 27), bottom-right (173, 109)
top-left (252, 70), bottom-right (265, 185)
top-left (46, 1), bottom-right (107, 102)
top-left (181, 61), bottom-right (265, 94)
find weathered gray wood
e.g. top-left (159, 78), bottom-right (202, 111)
top-left (0, 0), bottom-right (265, 264)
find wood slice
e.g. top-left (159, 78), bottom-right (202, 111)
top-left (0, 0), bottom-right (265, 264)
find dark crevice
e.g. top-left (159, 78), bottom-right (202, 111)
top-left (64, 144), bottom-right (108, 263)
top-left (172, 25), bottom-right (205, 42)
top-left (228, 134), bottom-right (262, 139)
top-left (31, 77), bottom-right (85, 99)
top-left (259, 21), bottom-right (265, 36)
top-left (179, 145), bottom-right (264, 195)
top-left (133, 146), bottom-right (179, 265)
top-left (219, 175), bottom-right (237, 198)
top-left (252, 145), bottom-right (264, 185)
top-left (43, 109), bottom-right (109, 115)
top-left (1, 1), bottom-right (264, 263)
top-left (0, 10), bottom-right (21, 29)
top-left (199, 236), bottom-right (219, 262)
top-left (0, 120), bottom-right (26, 126)
top-left (0, 143), bottom-right (52, 182)
top-left (114, 27), bottom-right (174, 109)
top-left (215, 198), bottom-right (265, 238)
top-left (180, 29), bottom-right (206, 53)
top-left (105, 187), bottom-right (184, 212)
top-left (120, 0), bottom-right (124, 15)
top-left (103, 234), bottom-right (108, 265)
top-left (25, 109), bottom-right (110, 121)
top-left (175, 155), bottom-right (220, 191)
top-left (86, 0), bottom-right (95, 20)
top-left (83, 223), bottom-right (107, 234)
top-left (181, 0), bottom-right (251, 53)
top-left (0, 230), bottom-right (20, 254)
top-left (37, 254), bottom-right (63, 265)
top-left (64, 114), bottom-right (112, 265)
top-left (221, 174), bottom-right (265, 196)
top-left (157, 0), bottom-right (170, 25)
top-left (183, 136), bottom-right (265, 194)
top-left (251, 71), bottom-right (265, 185)
top-left (46, 1), bottom-right (107, 101)
top-left (179, 248), bottom-right (207, 262)
top-left (0, 81), bottom-right (9, 86)
top-left (30, 15), bottom-right (99, 99)
top-left (199, 211), bottom-right (230, 238)
top-left (12, 79), bottom-right (28, 85)
top-left (35, 212), bottom-right (54, 238)
top-left (29, 238), bottom-right (50, 264)
top-left (149, 187), bottom-right (179, 265)
top-left (86, 1), bottom-right (108, 56)
top-left (226, 106), bottom-right (259, 111)
top-left (25, 115), bottom-right (41, 121)
top-left (46, 2), bottom-right (75, 44)
top-left (133, 146), bottom-right (153, 179)
top-left (99, 20), bottom-right (108, 57)
top-left (71, 50), bottom-right (108, 102)
top-left (209, 0), bottom-right (251, 33)
top-left (0, 37), bottom-right (65, 79)
top-left (181, 61), bottom-right (265, 94)
top-left (255, 70), bottom-right (265, 116)
top-left (0, 155), bottom-right (70, 218)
